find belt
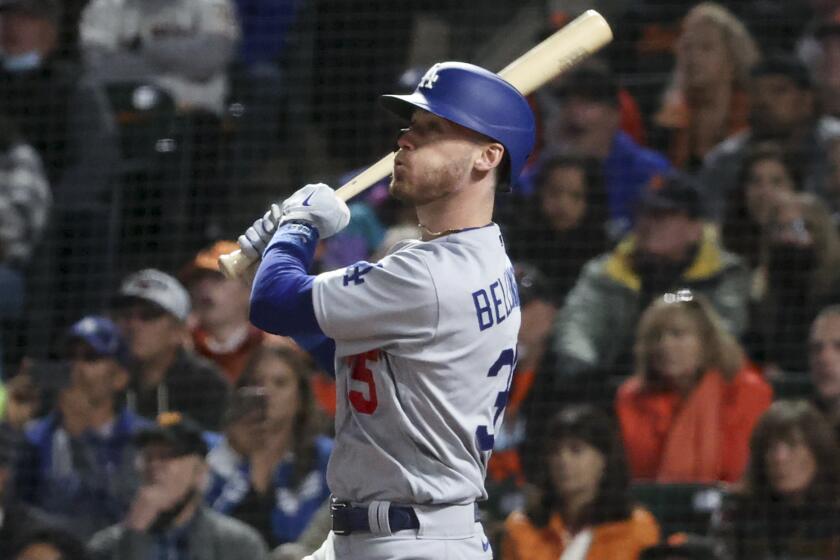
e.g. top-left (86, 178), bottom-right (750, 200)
top-left (330, 498), bottom-right (480, 536)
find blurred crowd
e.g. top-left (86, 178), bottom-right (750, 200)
top-left (4, 0), bottom-right (840, 559)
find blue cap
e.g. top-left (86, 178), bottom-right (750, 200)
top-left (66, 315), bottom-right (130, 367)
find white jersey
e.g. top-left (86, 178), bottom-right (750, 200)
top-left (80, 0), bottom-right (238, 115)
top-left (312, 224), bottom-right (520, 505)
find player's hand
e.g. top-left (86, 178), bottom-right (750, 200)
top-left (280, 183), bottom-right (351, 239)
top-left (238, 203), bottom-right (282, 259)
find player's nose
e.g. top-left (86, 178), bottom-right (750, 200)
top-left (396, 127), bottom-right (415, 151)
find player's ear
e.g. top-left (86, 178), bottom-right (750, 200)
top-left (474, 142), bottom-right (505, 173)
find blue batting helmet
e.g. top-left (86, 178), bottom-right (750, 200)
top-left (380, 61), bottom-right (536, 187)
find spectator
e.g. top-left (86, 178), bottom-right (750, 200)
top-left (531, 61), bottom-right (670, 238)
top-left (1, 423), bottom-right (62, 559)
top-left (652, 2), bottom-right (759, 171)
top-left (545, 172), bottom-right (749, 380)
top-left (501, 405), bottom-right (659, 560)
top-left (616, 293), bottom-right (772, 482)
top-left (823, 136), bottom-right (840, 223)
top-left (811, 9), bottom-right (840, 120)
top-left (206, 343), bottom-right (332, 548)
top-left (809, 305), bottom-right (840, 436)
top-left (700, 55), bottom-right (840, 221)
top-left (16, 316), bottom-right (149, 539)
top-left (11, 526), bottom-right (88, 560)
top-left (504, 153), bottom-right (610, 304)
top-left (485, 264), bottom-right (558, 522)
top-left (0, 373), bottom-right (41, 429)
top-left (722, 143), bottom-right (840, 372)
top-left (181, 241), bottom-right (264, 384)
top-left (89, 412), bottom-right (269, 560)
top-left (0, 0), bottom-right (113, 185)
top-left (715, 400), bottom-right (840, 558)
top-left (0, 116), bottom-right (50, 372)
top-left (111, 268), bottom-right (229, 431)
top-left (79, 0), bottom-right (239, 118)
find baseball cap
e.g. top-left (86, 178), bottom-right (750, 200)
top-left (113, 269), bottom-right (190, 322)
top-left (179, 240), bottom-right (239, 285)
top-left (65, 315), bottom-right (131, 367)
top-left (636, 172), bottom-right (703, 219)
top-left (0, 422), bottom-right (21, 466)
top-left (134, 412), bottom-right (208, 457)
top-left (750, 54), bottom-right (812, 90)
top-left (0, 0), bottom-right (61, 22)
top-left (552, 60), bottom-right (619, 106)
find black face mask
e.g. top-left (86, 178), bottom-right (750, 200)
top-left (768, 243), bottom-right (817, 277)
top-left (148, 489), bottom-right (198, 534)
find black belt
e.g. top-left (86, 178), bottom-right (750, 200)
top-left (330, 498), bottom-right (419, 535)
top-left (330, 498), bottom-right (480, 536)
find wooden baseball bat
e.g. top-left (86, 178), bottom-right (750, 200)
top-left (219, 9), bottom-right (613, 279)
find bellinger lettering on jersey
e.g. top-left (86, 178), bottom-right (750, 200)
top-left (472, 266), bottom-right (520, 331)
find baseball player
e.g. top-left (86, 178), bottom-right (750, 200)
top-left (238, 62), bottom-right (535, 559)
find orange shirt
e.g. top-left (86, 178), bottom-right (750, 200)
top-left (616, 366), bottom-right (772, 482)
top-left (502, 508), bottom-right (660, 560)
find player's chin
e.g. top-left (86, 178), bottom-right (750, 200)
top-left (389, 178), bottom-right (411, 201)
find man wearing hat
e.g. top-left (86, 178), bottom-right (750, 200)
top-left (15, 315), bottom-right (150, 539)
top-left (111, 268), bottom-right (229, 431)
top-left (532, 60), bottom-right (671, 238)
top-left (89, 412), bottom-right (268, 560)
top-left (181, 241), bottom-right (264, 383)
top-left (543, 172), bottom-right (749, 381)
top-left (701, 54), bottom-right (840, 221)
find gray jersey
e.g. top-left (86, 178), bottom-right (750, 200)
top-left (312, 224), bottom-right (520, 505)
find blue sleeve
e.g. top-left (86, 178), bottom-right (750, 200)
top-left (249, 221), bottom-right (325, 339)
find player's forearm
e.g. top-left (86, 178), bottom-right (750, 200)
top-left (249, 222), bottom-right (323, 338)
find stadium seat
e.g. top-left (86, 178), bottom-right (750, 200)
top-left (630, 482), bottom-right (726, 538)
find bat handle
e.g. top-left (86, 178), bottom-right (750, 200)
top-left (218, 152), bottom-right (397, 280)
top-left (219, 249), bottom-right (252, 279)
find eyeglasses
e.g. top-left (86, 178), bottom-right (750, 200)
top-left (662, 289), bottom-right (694, 304)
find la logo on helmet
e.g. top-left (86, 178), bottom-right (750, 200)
top-left (419, 64), bottom-right (441, 89)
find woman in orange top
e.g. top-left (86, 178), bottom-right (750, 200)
top-left (652, 3), bottom-right (759, 171)
top-left (616, 292), bottom-right (773, 483)
top-left (502, 405), bottom-right (659, 560)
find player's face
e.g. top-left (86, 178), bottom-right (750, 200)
top-left (548, 437), bottom-right (605, 501)
top-left (391, 110), bottom-right (489, 205)
top-left (538, 165), bottom-right (587, 232)
top-left (188, 272), bottom-right (250, 331)
top-left (810, 314), bottom-right (840, 402)
top-left (765, 432), bottom-right (817, 497)
top-left (744, 158), bottom-right (796, 226)
top-left (250, 354), bottom-right (301, 426)
top-left (648, 311), bottom-right (704, 390)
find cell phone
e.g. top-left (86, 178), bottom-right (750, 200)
top-left (226, 386), bottom-right (268, 424)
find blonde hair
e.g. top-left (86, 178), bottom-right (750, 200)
top-left (634, 293), bottom-right (745, 387)
top-left (674, 2), bottom-right (760, 90)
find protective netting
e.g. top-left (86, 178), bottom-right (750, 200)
top-left (1, 1), bottom-right (839, 559)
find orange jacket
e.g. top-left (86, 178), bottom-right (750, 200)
top-left (502, 508), bottom-right (660, 560)
top-left (616, 366), bottom-right (772, 482)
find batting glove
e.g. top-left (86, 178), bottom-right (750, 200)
top-left (280, 183), bottom-right (351, 239)
top-left (238, 203), bottom-right (282, 260)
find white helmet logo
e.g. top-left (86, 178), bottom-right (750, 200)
top-left (419, 64), bottom-right (441, 90)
